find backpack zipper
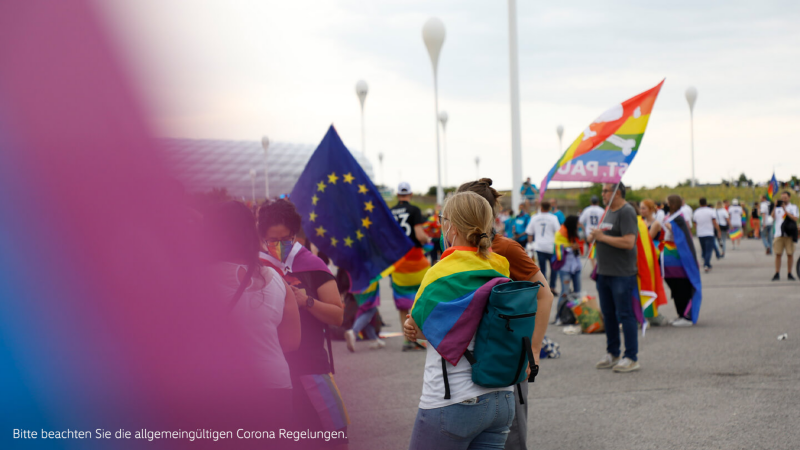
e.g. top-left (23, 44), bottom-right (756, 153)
top-left (498, 312), bottom-right (537, 332)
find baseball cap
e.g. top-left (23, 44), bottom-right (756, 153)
top-left (397, 182), bottom-right (412, 195)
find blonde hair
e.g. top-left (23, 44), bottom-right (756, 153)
top-left (442, 191), bottom-right (494, 259)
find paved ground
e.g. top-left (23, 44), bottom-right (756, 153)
top-left (333, 238), bottom-right (800, 450)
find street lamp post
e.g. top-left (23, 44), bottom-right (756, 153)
top-left (356, 80), bottom-right (368, 155)
top-left (249, 169), bottom-right (256, 204)
top-left (378, 152), bottom-right (385, 188)
top-left (439, 111), bottom-right (449, 187)
top-left (685, 87), bottom-right (698, 187)
top-left (557, 125), bottom-right (564, 189)
top-left (423, 17), bottom-right (446, 206)
top-left (475, 156), bottom-right (480, 179)
top-left (507, 0), bottom-right (523, 214)
top-left (261, 136), bottom-right (270, 200)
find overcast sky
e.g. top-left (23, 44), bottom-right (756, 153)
top-left (99, 0), bottom-right (800, 192)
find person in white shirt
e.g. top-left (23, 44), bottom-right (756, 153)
top-left (526, 201), bottom-right (562, 293)
top-left (728, 199), bottom-right (744, 250)
top-left (693, 198), bottom-right (721, 272)
top-left (579, 196), bottom-right (605, 266)
top-left (772, 191), bottom-right (799, 281)
top-left (714, 201), bottom-right (730, 257)
top-left (680, 201), bottom-right (693, 226)
top-left (759, 195), bottom-right (773, 255)
top-left (655, 201), bottom-right (666, 224)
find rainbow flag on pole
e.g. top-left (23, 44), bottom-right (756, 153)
top-left (767, 173), bottom-right (779, 202)
top-left (410, 247), bottom-right (510, 365)
top-left (540, 80), bottom-right (664, 199)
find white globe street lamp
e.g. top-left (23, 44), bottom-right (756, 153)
top-left (423, 17), bottom-right (446, 206)
top-left (261, 136), bottom-right (270, 199)
top-left (507, 0), bottom-right (523, 214)
top-left (685, 87), bottom-right (698, 187)
top-left (439, 111), bottom-right (449, 187)
top-left (356, 80), bottom-right (368, 155)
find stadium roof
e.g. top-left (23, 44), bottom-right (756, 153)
top-left (161, 138), bottom-right (375, 200)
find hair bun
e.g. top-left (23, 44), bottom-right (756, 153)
top-left (478, 178), bottom-right (493, 186)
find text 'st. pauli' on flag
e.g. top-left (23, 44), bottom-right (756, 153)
top-left (539, 80), bottom-right (665, 199)
top-left (290, 125), bottom-right (414, 292)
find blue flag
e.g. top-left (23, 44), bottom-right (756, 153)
top-left (290, 126), bottom-right (413, 292)
top-left (768, 173), bottom-right (779, 202)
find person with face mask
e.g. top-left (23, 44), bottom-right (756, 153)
top-left (258, 199), bottom-right (350, 448)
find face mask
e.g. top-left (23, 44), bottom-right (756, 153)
top-left (267, 240), bottom-right (294, 262)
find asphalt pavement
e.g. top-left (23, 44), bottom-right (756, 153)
top-left (333, 238), bottom-right (800, 450)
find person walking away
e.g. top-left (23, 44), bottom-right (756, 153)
top-left (554, 215), bottom-right (583, 297)
top-left (715, 201), bottom-right (730, 257)
top-left (457, 179), bottom-right (553, 450)
top-left (404, 192), bottom-right (518, 449)
top-left (662, 195), bottom-right (701, 328)
top-left (640, 199), bottom-right (663, 248)
top-left (772, 191), bottom-right (799, 281)
top-left (551, 198), bottom-right (566, 225)
top-left (750, 204), bottom-right (760, 239)
top-left (680, 200), bottom-right (693, 228)
top-left (339, 269), bottom-right (385, 352)
top-left (390, 182), bottom-right (431, 351)
top-left (526, 201), bottom-right (562, 295)
top-left (579, 196), bottom-right (605, 267)
top-left (693, 198), bottom-right (721, 272)
top-left (728, 199), bottom-right (744, 250)
top-left (760, 195), bottom-right (774, 255)
top-left (257, 199), bottom-right (350, 448)
top-left (588, 182), bottom-right (640, 373)
top-left (423, 208), bottom-right (442, 263)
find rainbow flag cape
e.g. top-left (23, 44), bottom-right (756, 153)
top-left (410, 247), bottom-right (510, 365)
top-left (391, 247), bottom-right (431, 310)
top-left (661, 214), bottom-right (702, 323)
top-left (540, 80), bottom-right (664, 199)
top-left (767, 173), bottom-right (779, 202)
top-left (729, 228), bottom-right (743, 241)
top-left (632, 217), bottom-right (667, 331)
top-left (551, 225), bottom-right (583, 271)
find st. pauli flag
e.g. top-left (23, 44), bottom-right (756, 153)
top-left (540, 80), bottom-right (664, 199)
top-left (410, 247), bottom-right (510, 365)
top-left (661, 214), bottom-right (702, 324)
top-left (632, 217), bottom-right (667, 333)
top-left (767, 173), bottom-right (779, 202)
top-left (291, 125), bottom-right (414, 292)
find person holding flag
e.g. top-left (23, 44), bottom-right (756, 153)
top-left (662, 195), bottom-right (702, 328)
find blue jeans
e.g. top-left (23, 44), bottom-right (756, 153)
top-left (595, 274), bottom-right (638, 361)
top-left (351, 307), bottom-right (378, 340)
top-left (559, 270), bottom-right (581, 294)
top-left (536, 251), bottom-right (557, 290)
top-left (762, 225), bottom-right (773, 251)
top-left (699, 236), bottom-right (716, 268)
top-left (408, 391), bottom-right (516, 450)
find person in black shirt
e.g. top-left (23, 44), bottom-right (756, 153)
top-left (390, 182), bottom-right (431, 351)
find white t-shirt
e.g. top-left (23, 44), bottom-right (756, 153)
top-left (716, 208), bottom-right (729, 227)
top-left (693, 207), bottom-right (717, 237)
top-left (579, 205), bottom-right (605, 235)
top-left (760, 201), bottom-right (770, 217)
top-left (419, 337), bottom-right (512, 409)
top-left (728, 205), bottom-right (743, 228)
top-left (526, 212), bottom-right (562, 253)
top-left (680, 204), bottom-right (693, 223)
top-left (656, 209), bottom-right (666, 224)
top-left (774, 203), bottom-right (799, 237)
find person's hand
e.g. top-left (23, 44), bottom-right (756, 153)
top-left (589, 228), bottom-right (603, 243)
top-left (403, 315), bottom-right (418, 342)
top-left (571, 242), bottom-right (581, 251)
top-left (291, 286), bottom-right (308, 308)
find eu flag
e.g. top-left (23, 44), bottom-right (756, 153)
top-left (290, 125), bottom-right (413, 292)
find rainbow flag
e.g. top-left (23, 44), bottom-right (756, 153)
top-left (391, 247), bottom-right (431, 310)
top-left (353, 281), bottom-right (380, 319)
top-left (767, 173), bottom-right (779, 202)
top-left (551, 225), bottom-right (582, 271)
top-left (661, 215), bottom-right (702, 323)
top-left (299, 373), bottom-right (350, 431)
top-left (410, 247), bottom-right (510, 365)
top-left (729, 228), bottom-right (743, 241)
top-left (540, 80), bottom-right (664, 199)
top-left (633, 217), bottom-right (667, 328)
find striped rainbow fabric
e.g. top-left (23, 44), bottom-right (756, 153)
top-left (661, 242), bottom-right (685, 278)
top-left (634, 217), bottom-right (667, 323)
top-left (661, 215), bottom-right (703, 323)
top-left (353, 281), bottom-right (380, 319)
top-left (729, 228), bottom-right (743, 241)
top-left (299, 373), bottom-right (350, 431)
top-left (391, 247), bottom-right (430, 310)
top-left (410, 247), bottom-right (510, 365)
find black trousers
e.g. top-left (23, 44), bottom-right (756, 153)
top-left (665, 277), bottom-right (693, 319)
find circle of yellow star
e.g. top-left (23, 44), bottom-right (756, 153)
top-left (364, 201), bottom-right (375, 213)
top-left (315, 226), bottom-right (327, 237)
top-left (344, 236), bottom-right (354, 247)
top-left (312, 195), bottom-right (319, 205)
top-left (309, 211), bottom-right (318, 222)
top-left (327, 172), bottom-right (339, 184)
top-left (361, 217), bottom-right (373, 229)
top-left (356, 230), bottom-right (364, 240)
top-left (357, 184), bottom-right (369, 194)
top-left (343, 173), bottom-right (355, 184)
top-left (330, 237), bottom-right (338, 247)
top-left (317, 181), bottom-right (327, 192)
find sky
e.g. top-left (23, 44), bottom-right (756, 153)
top-left (98, 0), bottom-right (800, 193)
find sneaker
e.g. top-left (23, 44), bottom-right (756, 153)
top-left (402, 341), bottom-right (426, 352)
top-left (596, 353), bottom-right (621, 369)
top-left (612, 357), bottom-right (641, 373)
top-left (344, 330), bottom-right (356, 353)
top-left (772, 273), bottom-right (780, 282)
top-left (789, 273), bottom-right (796, 281)
top-left (704, 266), bottom-right (710, 273)
top-left (672, 317), bottom-right (693, 327)
top-left (368, 339), bottom-right (386, 350)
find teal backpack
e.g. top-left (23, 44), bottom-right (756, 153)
top-left (441, 280), bottom-right (541, 403)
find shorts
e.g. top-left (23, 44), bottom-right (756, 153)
top-left (773, 236), bottom-right (795, 256)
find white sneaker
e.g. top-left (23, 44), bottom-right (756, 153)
top-left (368, 339), bottom-right (386, 350)
top-left (612, 357), bottom-right (641, 373)
top-left (596, 353), bottom-right (621, 369)
top-left (671, 317), bottom-right (693, 327)
top-left (345, 330), bottom-right (356, 352)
